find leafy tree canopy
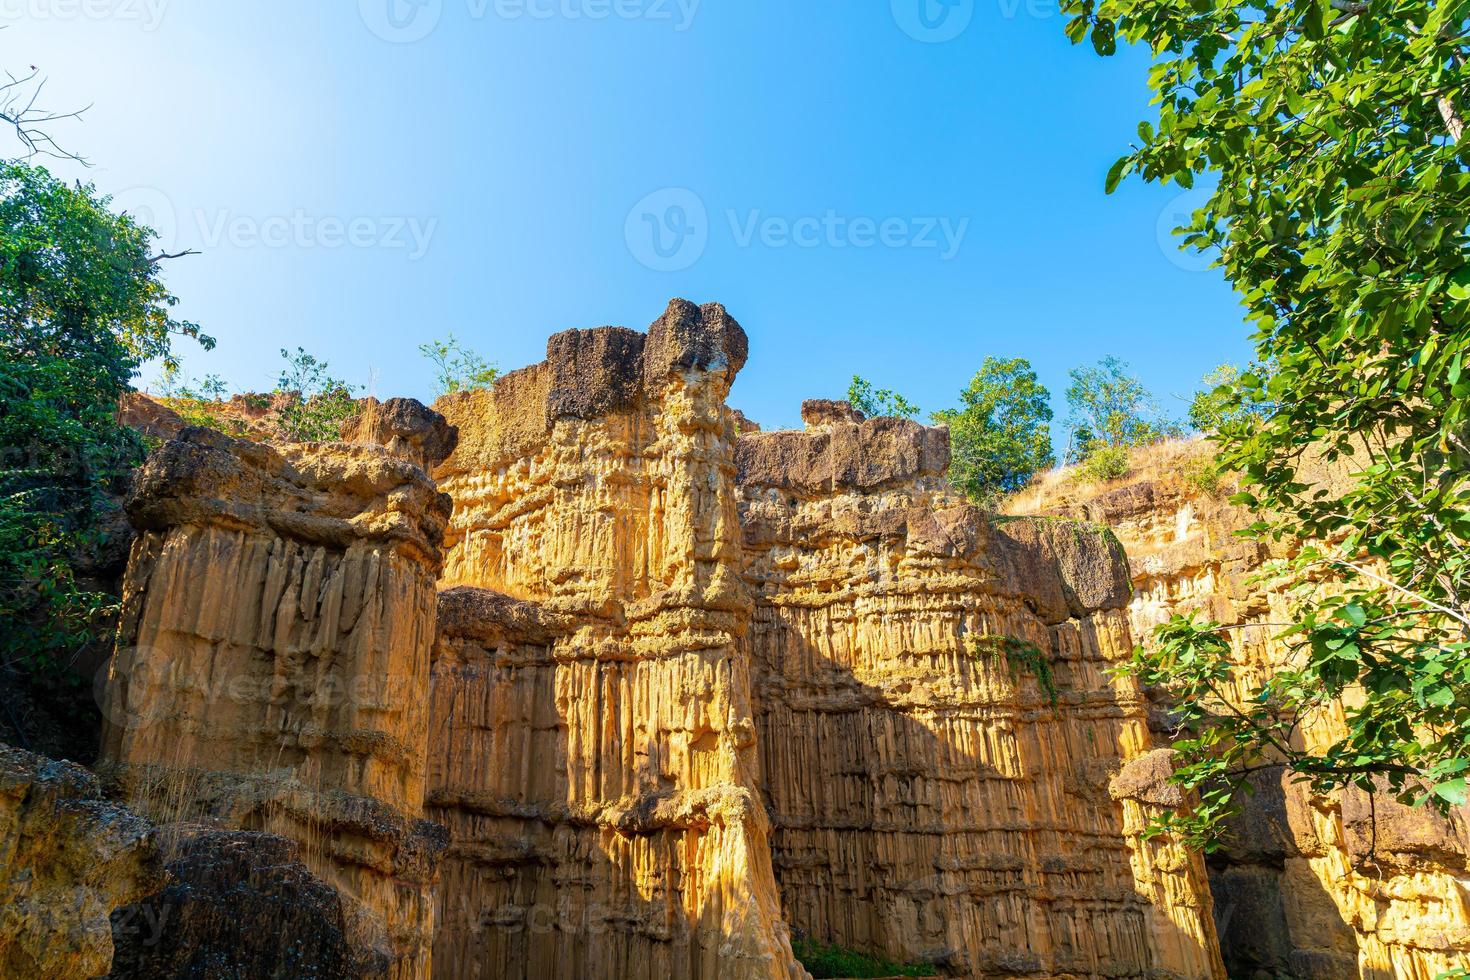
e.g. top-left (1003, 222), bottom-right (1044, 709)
top-left (1187, 362), bottom-right (1275, 432)
top-left (1, 161), bottom-right (208, 684)
top-left (1064, 355), bottom-right (1176, 460)
top-left (1066, 0), bottom-right (1470, 830)
top-left (847, 375), bottom-right (921, 420)
top-left (933, 356), bottom-right (1055, 504)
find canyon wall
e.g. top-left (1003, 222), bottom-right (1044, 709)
top-left (425, 301), bottom-right (1222, 979)
top-left (1006, 439), bottom-right (1470, 980)
top-left (98, 425), bottom-right (454, 979)
top-left (426, 301), bottom-right (804, 980)
top-left (74, 299), bottom-right (1240, 979)
top-left (735, 400), bottom-right (1223, 978)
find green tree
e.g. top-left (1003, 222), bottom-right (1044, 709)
top-left (1, 161), bottom-right (209, 688)
top-left (932, 357), bottom-right (1055, 504)
top-left (847, 375), bottom-right (920, 419)
top-left (1187, 363), bottom-right (1273, 433)
top-left (1064, 356), bottom-right (1174, 461)
top-left (419, 333), bottom-right (499, 397)
top-left (1066, 0), bottom-right (1470, 834)
top-left (274, 348), bottom-right (360, 443)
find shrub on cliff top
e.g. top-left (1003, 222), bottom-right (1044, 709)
top-left (933, 356), bottom-right (1055, 506)
top-left (420, 333), bottom-right (499, 397)
top-left (274, 347), bottom-right (360, 442)
top-left (847, 375), bottom-right (921, 420)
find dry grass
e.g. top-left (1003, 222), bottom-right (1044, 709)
top-left (1003, 436), bottom-right (1219, 517)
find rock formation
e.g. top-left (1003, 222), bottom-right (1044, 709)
top-left (421, 300), bottom-right (1222, 978)
top-left (98, 425), bottom-right (455, 979)
top-left (109, 826), bottom-right (392, 979)
top-left (70, 300), bottom-right (1241, 979)
top-left (1006, 438), bottom-right (1470, 979)
top-left (427, 301), bottom-right (804, 979)
top-left (0, 744), bottom-right (162, 980)
top-left (736, 403), bottom-right (1222, 978)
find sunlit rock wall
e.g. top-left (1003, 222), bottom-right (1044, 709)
top-left (1005, 438), bottom-right (1470, 980)
top-left (734, 403), bottom-right (1224, 979)
top-left (427, 300), bottom-right (804, 980)
top-left (99, 425), bottom-right (453, 979)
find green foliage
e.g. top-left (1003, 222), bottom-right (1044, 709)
top-left (0, 163), bottom-right (212, 372)
top-left (790, 938), bottom-right (936, 979)
top-left (153, 364), bottom-right (238, 432)
top-left (847, 375), bottom-right (920, 419)
top-left (1, 161), bottom-right (205, 682)
top-left (274, 348), bottom-right (360, 443)
top-left (1181, 454), bottom-right (1225, 496)
top-left (970, 634), bottom-right (1059, 708)
top-left (1067, 0), bottom-right (1470, 840)
top-left (419, 333), bottom-right (499, 397)
top-left (1078, 444), bottom-right (1132, 483)
top-left (932, 357), bottom-right (1055, 505)
top-left (1065, 356), bottom-right (1176, 462)
top-left (1187, 363), bottom-right (1273, 433)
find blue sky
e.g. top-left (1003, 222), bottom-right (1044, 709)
top-left (13, 0), bottom-right (1250, 432)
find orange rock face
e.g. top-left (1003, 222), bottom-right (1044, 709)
top-left (1006, 439), bottom-right (1470, 980)
top-left (99, 426), bottom-right (454, 978)
top-left (425, 300), bottom-right (1221, 979)
top-left (427, 301), bottom-right (803, 980)
top-left (98, 300), bottom-right (1230, 980)
top-left (736, 409), bottom-right (1222, 979)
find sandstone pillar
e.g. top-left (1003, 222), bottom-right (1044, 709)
top-left (100, 426), bottom-right (453, 979)
top-left (428, 300), bottom-right (804, 979)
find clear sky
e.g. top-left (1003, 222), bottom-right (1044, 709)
top-left (12, 0), bottom-right (1250, 432)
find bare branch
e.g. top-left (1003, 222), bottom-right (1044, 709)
top-left (148, 249), bottom-right (200, 265)
top-left (0, 60), bottom-right (89, 165)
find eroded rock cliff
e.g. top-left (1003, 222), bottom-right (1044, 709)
top-left (98, 425), bottom-right (454, 978)
top-left (77, 300), bottom-right (1238, 980)
top-left (736, 402), bottom-right (1223, 978)
top-left (427, 300), bottom-right (803, 980)
top-left (0, 744), bottom-right (162, 980)
top-left (1006, 438), bottom-right (1470, 979)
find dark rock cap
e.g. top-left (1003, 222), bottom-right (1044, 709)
top-left (643, 298), bottom-right (748, 390)
top-left (436, 586), bottom-right (568, 648)
top-left (801, 399), bottom-right (865, 428)
top-left (341, 397), bottom-right (458, 471)
top-left (736, 415), bottom-right (950, 493)
top-left (992, 517), bottom-right (1132, 622)
top-left (546, 326), bottom-right (647, 420)
top-left (1109, 748), bottom-right (1186, 808)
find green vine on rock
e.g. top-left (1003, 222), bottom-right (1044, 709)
top-left (968, 634), bottom-right (1060, 709)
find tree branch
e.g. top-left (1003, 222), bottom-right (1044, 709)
top-left (0, 63), bottom-right (89, 165)
top-left (148, 249), bottom-right (200, 265)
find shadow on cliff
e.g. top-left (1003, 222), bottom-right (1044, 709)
top-left (1205, 765), bottom-right (1363, 979)
top-left (430, 635), bottom-right (767, 980)
top-left (746, 603), bottom-right (1223, 980)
